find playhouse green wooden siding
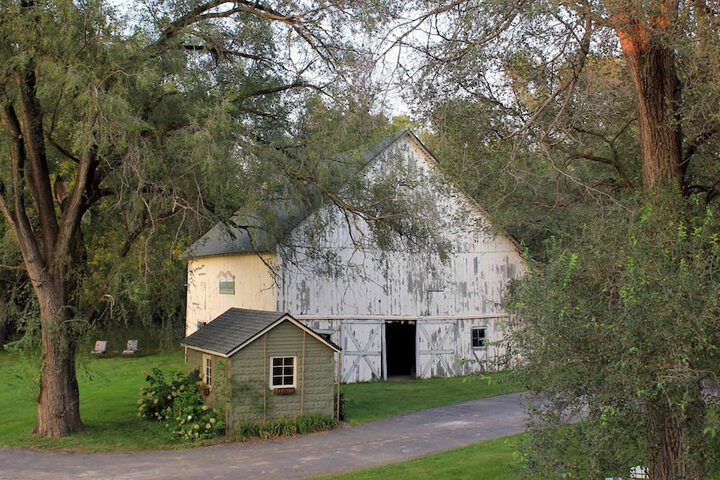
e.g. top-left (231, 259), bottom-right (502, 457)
top-left (185, 347), bottom-right (225, 408)
top-left (186, 321), bottom-right (336, 432)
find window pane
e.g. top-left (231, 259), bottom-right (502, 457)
top-left (271, 357), bottom-right (295, 387)
top-left (219, 281), bottom-right (235, 295)
top-left (472, 328), bottom-right (486, 348)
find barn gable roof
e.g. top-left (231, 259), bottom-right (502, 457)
top-left (183, 201), bottom-right (310, 258)
top-left (184, 129), bottom-right (522, 258)
top-left (181, 308), bottom-right (340, 357)
top-left (183, 130), bottom-right (414, 259)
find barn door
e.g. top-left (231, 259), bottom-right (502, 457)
top-left (416, 320), bottom-right (458, 379)
top-left (341, 320), bottom-right (384, 383)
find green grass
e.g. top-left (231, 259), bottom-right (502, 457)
top-left (341, 371), bottom-right (522, 424)
top-left (0, 350), bottom-right (188, 451)
top-left (0, 351), bottom-right (522, 451)
top-left (313, 434), bottom-right (525, 480)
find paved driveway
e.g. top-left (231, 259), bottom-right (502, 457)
top-left (0, 392), bottom-right (527, 480)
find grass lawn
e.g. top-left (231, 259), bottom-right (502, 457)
top-left (0, 350), bottom-right (188, 451)
top-left (0, 350), bottom-right (522, 451)
top-left (313, 434), bottom-right (525, 480)
top-left (341, 371), bottom-right (522, 424)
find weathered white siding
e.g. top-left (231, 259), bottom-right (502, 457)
top-left (185, 254), bottom-right (277, 335)
top-left (277, 135), bottom-right (525, 319)
top-left (299, 317), bottom-right (507, 382)
top-left (416, 318), bottom-right (508, 378)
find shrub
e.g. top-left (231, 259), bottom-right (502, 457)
top-left (235, 413), bottom-right (337, 440)
top-left (168, 386), bottom-right (225, 440)
top-left (296, 412), bottom-right (337, 434)
top-left (137, 368), bottom-right (224, 440)
top-left (137, 368), bottom-right (200, 421)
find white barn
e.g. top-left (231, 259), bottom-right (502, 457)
top-left (184, 130), bottom-right (526, 383)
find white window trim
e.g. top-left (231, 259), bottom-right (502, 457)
top-left (269, 356), bottom-right (297, 389)
top-left (203, 354), bottom-right (213, 388)
top-left (471, 327), bottom-right (487, 350)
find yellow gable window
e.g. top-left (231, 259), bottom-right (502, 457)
top-left (218, 271), bottom-right (235, 295)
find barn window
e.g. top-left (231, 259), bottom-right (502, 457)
top-left (218, 271), bottom-right (235, 295)
top-left (203, 355), bottom-right (213, 387)
top-left (270, 356), bottom-right (296, 388)
top-left (472, 327), bottom-right (486, 349)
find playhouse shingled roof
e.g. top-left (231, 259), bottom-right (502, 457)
top-left (181, 308), bottom-right (340, 357)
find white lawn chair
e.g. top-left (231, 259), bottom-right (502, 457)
top-left (630, 466), bottom-right (649, 479)
top-left (122, 339), bottom-right (139, 356)
top-left (91, 340), bottom-right (107, 355)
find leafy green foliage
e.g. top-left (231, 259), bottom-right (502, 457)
top-left (168, 388), bottom-right (225, 441)
top-left (137, 368), bottom-right (200, 421)
top-left (234, 413), bottom-right (336, 440)
top-left (137, 367), bottom-right (224, 441)
top-left (507, 189), bottom-right (720, 478)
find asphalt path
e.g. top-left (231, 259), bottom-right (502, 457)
top-left (0, 392), bottom-right (527, 480)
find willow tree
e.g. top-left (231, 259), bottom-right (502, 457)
top-left (0, 0), bottom-right (386, 438)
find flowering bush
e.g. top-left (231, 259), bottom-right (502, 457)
top-left (137, 368), bottom-right (224, 440)
top-left (137, 368), bottom-right (200, 421)
top-left (167, 385), bottom-right (224, 440)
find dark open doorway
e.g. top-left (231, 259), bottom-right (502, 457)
top-left (385, 321), bottom-right (416, 378)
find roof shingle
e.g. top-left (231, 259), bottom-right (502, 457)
top-left (181, 307), bottom-right (341, 355)
top-left (181, 308), bottom-right (287, 356)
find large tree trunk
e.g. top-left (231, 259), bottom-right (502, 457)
top-left (648, 398), bottom-right (705, 480)
top-left (615, 10), bottom-right (685, 189)
top-left (0, 306), bottom-right (7, 348)
top-left (32, 280), bottom-right (83, 437)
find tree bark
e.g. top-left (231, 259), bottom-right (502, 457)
top-left (0, 303), bottom-right (7, 348)
top-left (32, 278), bottom-right (83, 437)
top-left (648, 398), bottom-right (705, 480)
top-left (615, 8), bottom-right (685, 190)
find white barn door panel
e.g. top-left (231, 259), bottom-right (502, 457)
top-left (417, 320), bottom-right (458, 379)
top-left (341, 320), bottom-right (384, 383)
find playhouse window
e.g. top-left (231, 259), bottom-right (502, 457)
top-left (472, 327), bottom-right (486, 349)
top-left (204, 355), bottom-right (213, 386)
top-left (270, 356), bottom-right (296, 388)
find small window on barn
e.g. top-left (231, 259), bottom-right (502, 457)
top-left (472, 327), bottom-right (486, 349)
top-left (218, 271), bottom-right (235, 295)
top-left (270, 356), bottom-right (296, 389)
top-left (203, 355), bottom-right (213, 387)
